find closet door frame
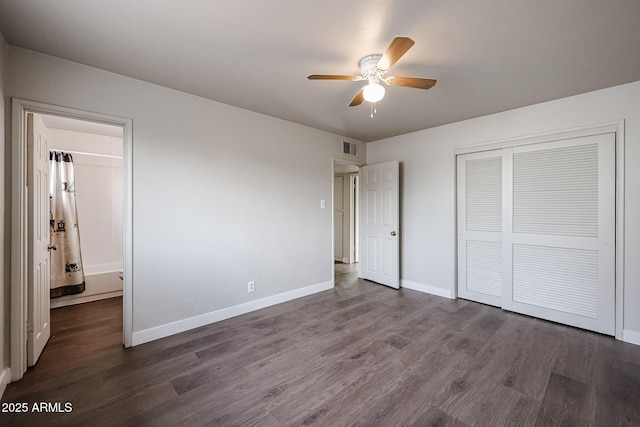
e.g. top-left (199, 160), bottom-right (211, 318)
top-left (452, 121), bottom-right (625, 341)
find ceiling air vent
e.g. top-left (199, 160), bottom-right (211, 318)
top-left (343, 141), bottom-right (358, 156)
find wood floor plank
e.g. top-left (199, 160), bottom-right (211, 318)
top-left (268, 339), bottom-right (401, 423)
top-left (434, 312), bottom-right (535, 420)
top-left (344, 343), bottom-right (471, 425)
top-left (551, 327), bottom-right (599, 386)
top-left (76, 382), bottom-right (178, 427)
top-left (447, 311), bottom-right (506, 356)
top-left (594, 358), bottom-right (640, 425)
top-left (280, 359), bottom-right (408, 426)
top-left (408, 405), bottom-right (470, 427)
top-left (506, 327), bottom-right (563, 400)
top-left (452, 381), bottom-right (539, 427)
top-left (535, 373), bottom-right (591, 427)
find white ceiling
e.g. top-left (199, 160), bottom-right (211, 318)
top-left (1, 0), bottom-right (639, 142)
top-left (40, 114), bottom-right (123, 138)
top-left (334, 163), bottom-right (360, 174)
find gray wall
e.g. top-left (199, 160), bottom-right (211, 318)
top-left (5, 46), bottom-right (364, 347)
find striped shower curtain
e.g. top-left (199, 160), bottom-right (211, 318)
top-left (49, 151), bottom-right (85, 298)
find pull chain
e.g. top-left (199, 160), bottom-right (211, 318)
top-left (370, 102), bottom-right (378, 118)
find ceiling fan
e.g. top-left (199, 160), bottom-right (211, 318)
top-left (307, 37), bottom-right (436, 111)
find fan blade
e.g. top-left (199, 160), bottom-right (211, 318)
top-left (307, 74), bottom-right (359, 80)
top-left (388, 76), bottom-right (437, 90)
top-left (349, 88), bottom-right (364, 106)
top-left (377, 37), bottom-right (415, 71)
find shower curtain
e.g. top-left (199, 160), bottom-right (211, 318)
top-left (49, 151), bottom-right (85, 298)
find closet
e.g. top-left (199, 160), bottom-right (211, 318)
top-left (457, 131), bottom-right (615, 335)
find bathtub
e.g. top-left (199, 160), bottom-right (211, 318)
top-left (50, 269), bottom-right (123, 308)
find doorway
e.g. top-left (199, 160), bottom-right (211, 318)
top-left (333, 160), bottom-right (361, 283)
top-left (40, 114), bottom-right (124, 310)
top-left (27, 111), bottom-right (125, 366)
top-left (10, 99), bottom-right (133, 381)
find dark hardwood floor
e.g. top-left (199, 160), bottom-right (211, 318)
top-left (3, 263), bottom-right (640, 426)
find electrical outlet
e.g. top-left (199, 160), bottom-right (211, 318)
top-left (248, 281), bottom-right (255, 293)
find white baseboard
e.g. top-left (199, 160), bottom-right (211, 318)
top-left (622, 329), bottom-right (640, 346)
top-left (0, 367), bottom-right (11, 399)
top-left (401, 279), bottom-right (453, 299)
top-left (50, 290), bottom-right (123, 309)
top-left (132, 280), bottom-right (335, 346)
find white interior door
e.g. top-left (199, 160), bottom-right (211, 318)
top-left (27, 113), bottom-right (51, 366)
top-left (457, 150), bottom-right (503, 307)
top-left (457, 132), bottom-right (615, 335)
top-left (362, 161), bottom-right (399, 288)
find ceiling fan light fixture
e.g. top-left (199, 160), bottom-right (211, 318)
top-left (362, 82), bottom-right (385, 103)
top-left (307, 37), bottom-right (436, 108)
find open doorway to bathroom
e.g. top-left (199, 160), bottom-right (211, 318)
top-left (26, 111), bottom-right (124, 368)
top-left (41, 114), bottom-right (125, 309)
top-left (11, 98), bottom-right (132, 381)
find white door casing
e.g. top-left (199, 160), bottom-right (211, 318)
top-left (334, 176), bottom-right (344, 261)
top-left (350, 174), bottom-right (359, 264)
top-left (362, 161), bottom-right (400, 288)
top-left (27, 113), bottom-right (51, 366)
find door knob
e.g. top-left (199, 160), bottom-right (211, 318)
top-left (390, 231), bottom-right (397, 236)
top-left (48, 244), bottom-right (57, 251)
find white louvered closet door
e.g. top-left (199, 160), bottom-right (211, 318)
top-left (458, 132), bottom-right (615, 335)
top-left (457, 150), bottom-right (503, 307)
top-left (502, 133), bottom-right (616, 335)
